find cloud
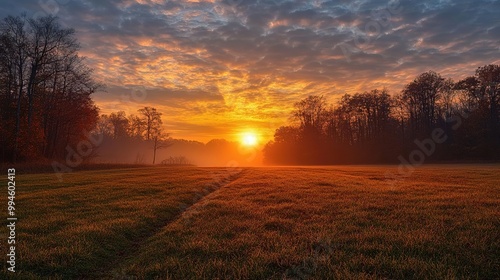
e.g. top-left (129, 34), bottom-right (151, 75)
top-left (2, 0), bottom-right (499, 142)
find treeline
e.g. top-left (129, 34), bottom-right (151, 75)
top-left (96, 107), bottom-right (165, 141)
top-left (0, 15), bottom-right (101, 162)
top-left (160, 156), bottom-right (192, 166)
top-left (95, 107), bottom-right (171, 164)
top-left (264, 65), bottom-right (500, 164)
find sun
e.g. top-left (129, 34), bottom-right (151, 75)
top-left (241, 132), bottom-right (258, 147)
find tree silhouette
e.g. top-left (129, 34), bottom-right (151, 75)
top-left (152, 132), bottom-right (172, 165)
top-left (264, 65), bottom-right (500, 165)
top-left (401, 71), bottom-right (446, 137)
top-left (138, 107), bottom-right (162, 140)
top-left (0, 14), bottom-right (101, 162)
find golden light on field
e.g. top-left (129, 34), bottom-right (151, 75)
top-left (241, 132), bottom-right (258, 147)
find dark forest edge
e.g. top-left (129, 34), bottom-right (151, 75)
top-left (0, 14), bottom-right (101, 163)
top-left (263, 66), bottom-right (500, 164)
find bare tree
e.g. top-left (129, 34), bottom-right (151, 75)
top-left (138, 107), bottom-right (162, 140)
top-left (152, 131), bottom-right (172, 165)
top-left (476, 64), bottom-right (500, 139)
top-left (128, 114), bottom-right (145, 139)
top-left (1, 15), bottom-right (28, 162)
top-left (291, 95), bottom-right (328, 131)
top-left (401, 71), bottom-right (446, 135)
top-left (25, 15), bottom-right (77, 131)
top-left (108, 111), bottom-right (129, 139)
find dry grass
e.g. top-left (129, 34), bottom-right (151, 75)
top-left (2, 165), bottom-right (499, 279)
top-left (1, 166), bottom-right (240, 279)
top-left (0, 162), bottom-right (149, 174)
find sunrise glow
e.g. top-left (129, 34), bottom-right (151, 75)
top-left (241, 132), bottom-right (258, 147)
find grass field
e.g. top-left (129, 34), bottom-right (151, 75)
top-left (2, 165), bottom-right (499, 279)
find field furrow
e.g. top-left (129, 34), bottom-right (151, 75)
top-left (106, 168), bottom-right (247, 277)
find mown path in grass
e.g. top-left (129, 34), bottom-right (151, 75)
top-left (105, 169), bottom-right (247, 278)
top-left (2, 166), bottom-right (244, 279)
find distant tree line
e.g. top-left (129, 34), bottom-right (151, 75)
top-left (96, 107), bottom-right (165, 140)
top-left (95, 107), bottom-right (171, 164)
top-left (0, 15), bottom-right (101, 162)
top-left (161, 156), bottom-right (192, 166)
top-left (264, 65), bottom-right (500, 164)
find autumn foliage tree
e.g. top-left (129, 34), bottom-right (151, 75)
top-left (0, 14), bottom-right (101, 162)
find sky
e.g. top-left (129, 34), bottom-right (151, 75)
top-left (2, 0), bottom-right (499, 143)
